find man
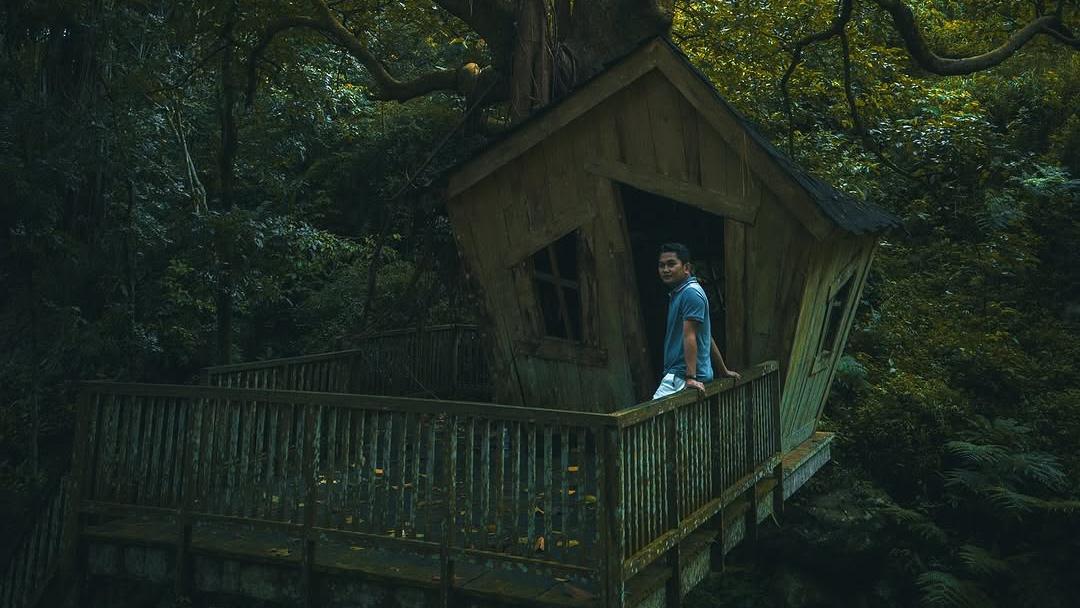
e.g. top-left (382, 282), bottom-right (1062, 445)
top-left (652, 243), bottom-right (740, 399)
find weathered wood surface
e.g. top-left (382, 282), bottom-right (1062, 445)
top-left (202, 324), bottom-right (491, 401)
top-left (67, 361), bottom-right (781, 608)
top-left (0, 477), bottom-right (72, 608)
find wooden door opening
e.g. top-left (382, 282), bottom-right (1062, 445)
top-left (620, 184), bottom-right (727, 383)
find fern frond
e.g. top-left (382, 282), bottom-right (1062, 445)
top-left (1006, 451), bottom-right (1068, 491)
top-left (918, 571), bottom-right (995, 608)
top-left (943, 469), bottom-right (990, 493)
top-left (957, 544), bottom-right (1008, 577)
top-left (882, 505), bottom-right (949, 545)
top-left (945, 441), bottom-right (1007, 466)
top-left (985, 485), bottom-right (1042, 515)
top-left (882, 504), bottom-right (926, 523)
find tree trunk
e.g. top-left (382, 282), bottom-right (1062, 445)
top-left (508, 0), bottom-right (551, 121)
top-left (504, 0), bottom-right (673, 121)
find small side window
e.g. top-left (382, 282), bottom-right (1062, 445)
top-left (532, 231), bottom-right (583, 341)
top-left (816, 274), bottom-right (853, 360)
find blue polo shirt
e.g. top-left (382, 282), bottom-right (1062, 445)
top-left (663, 277), bottom-right (713, 381)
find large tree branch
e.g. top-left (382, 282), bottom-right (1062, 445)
top-left (245, 16), bottom-right (323, 107)
top-left (874, 0), bottom-right (1076, 75)
top-left (246, 2), bottom-right (484, 107)
top-left (311, 0), bottom-right (480, 100)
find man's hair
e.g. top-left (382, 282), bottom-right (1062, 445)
top-left (659, 242), bottom-right (692, 264)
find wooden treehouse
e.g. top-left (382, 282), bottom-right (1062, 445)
top-left (1, 39), bottom-right (895, 608)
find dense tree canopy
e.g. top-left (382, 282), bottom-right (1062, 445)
top-left (1, 1), bottom-right (1078, 605)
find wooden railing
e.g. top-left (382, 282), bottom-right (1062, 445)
top-left (608, 362), bottom-right (783, 588)
top-left (65, 361), bottom-right (781, 607)
top-left (0, 478), bottom-right (73, 608)
top-left (202, 324), bottom-right (490, 400)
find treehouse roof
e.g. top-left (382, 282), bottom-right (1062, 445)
top-left (446, 37), bottom-right (899, 237)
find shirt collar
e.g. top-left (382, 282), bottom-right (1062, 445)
top-left (669, 276), bottom-right (697, 296)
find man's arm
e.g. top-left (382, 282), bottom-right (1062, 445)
top-left (710, 340), bottom-right (741, 380)
top-left (682, 320), bottom-right (706, 395)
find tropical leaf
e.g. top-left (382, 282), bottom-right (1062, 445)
top-left (918, 571), bottom-right (995, 608)
top-left (945, 440), bottom-right (1007, 466)
top-left (957, 544), bottom-right (1008, 577)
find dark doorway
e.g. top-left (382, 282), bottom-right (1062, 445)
top-left (620, 184), bottom-right (727, 383)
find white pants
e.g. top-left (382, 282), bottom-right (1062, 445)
top-left (652, 373), bottom-right (686, 400)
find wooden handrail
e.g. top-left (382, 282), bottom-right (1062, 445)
top-left (611, 360), bottom-right (778, 428)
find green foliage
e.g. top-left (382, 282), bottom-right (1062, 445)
top-left (917, 571), bottom-right (994, 608)
top-left (875, 417), bottom-right (1080, 607)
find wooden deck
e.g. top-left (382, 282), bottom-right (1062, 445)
top-left (1, 356), bottom-right (837, 608)
top-left (73, 433), bottom-right (830, 608)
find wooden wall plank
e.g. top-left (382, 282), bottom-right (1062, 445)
top-left (643, 71), bottom-right (688, 181)
top-left (613, 81), bottom-right (658, 174)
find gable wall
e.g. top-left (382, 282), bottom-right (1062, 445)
top-left (781, 234), bottom-right (877, 449)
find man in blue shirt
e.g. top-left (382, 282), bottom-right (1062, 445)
top-left (652, 243), bottom-right (740, 399)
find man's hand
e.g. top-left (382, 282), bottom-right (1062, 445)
top-left (721, 369), bottom-right (741, 381)
top-left (685, 378), bottom-right (707, 396)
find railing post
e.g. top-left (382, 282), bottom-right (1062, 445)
top-left (302, 403), bottom-right (319, 608)
top-left (599, 425), bottom-right (625, 608)
top-left (769, 367), bottom-right (785, 521)
top-left (440, 415), bottom-right (459, 608)
top-left (743, 381), bottom-right (758, 547)
top-left (664, 412), bottom-right (682, 608)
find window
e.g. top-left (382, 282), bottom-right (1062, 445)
top-left (532, 231), bottom-right (583, 341)
top-left (816, 274), bottom-right (854, 360)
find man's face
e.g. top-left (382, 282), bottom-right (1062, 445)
top-left (658, 252), bottom-right (690, 287)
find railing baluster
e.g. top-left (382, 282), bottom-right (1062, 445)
top-left (495, 420), bottom-right (507, 546)
top-left (527, 423), bottom-right (537, 553)
top-left (480, 419), bottom-right (491, 547)
top-left (367, 410), bottom-right (379, 530)
top-left (511, 420), bottom-right (522, 555)
top-left (409, 413), bottom-right (422, 535)
top-left (424, 416), bottom-right (436, 536)
top-left (382, 411), bottom-right (395, 532)
top-left (464, 416), bottom-right (475, 548)
top-left (559, 424), bottom-right (569, 559)
top-left (354, 409), bottom-right (367, 532)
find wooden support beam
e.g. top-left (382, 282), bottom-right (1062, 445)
top-left (585, 159), bottom-right (759, 224)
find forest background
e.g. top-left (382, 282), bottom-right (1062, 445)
top-left (1, 1), bottom-right (1078, 606)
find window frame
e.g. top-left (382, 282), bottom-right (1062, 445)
top-left (811, 265), bottom-right (857, 375)
top-left (531, 234), bottom-right (584, 341)
top-left (511, 228), bottom-right (607, 366)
